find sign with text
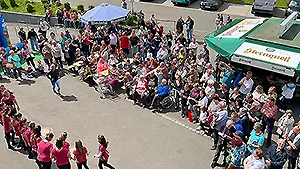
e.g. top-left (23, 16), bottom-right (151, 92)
top-left (231, 55), bottom-right (295, 76)
top-left (217, 19), bottom-right (265, 38)
top-left (234, 42), bottom-right (300, 69)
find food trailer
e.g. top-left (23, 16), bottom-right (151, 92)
top-left (205, 15), bottom-right (300, 100)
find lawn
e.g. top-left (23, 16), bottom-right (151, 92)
top-left (0, 0), bottom-right (58, 16)
top-left (225, 0), bottom-right (290, 8)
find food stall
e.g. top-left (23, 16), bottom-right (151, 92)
top-left (205, 17), bottom-right (300, 100)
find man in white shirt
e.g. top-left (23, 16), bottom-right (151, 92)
top-left (200, 69), bottom-right (215, 86)
top-left (205, 80), bottom-right (215, 100)
top-left (188, 38), bottom-right (199, 55)
top-left (279, 79), bottom-right (296, 111)
top-left (239, 71), bottom-right (254, 97)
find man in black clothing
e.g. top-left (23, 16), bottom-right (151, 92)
top-left (47, 64), bottom-right (61, 95)
top-left (176, 16), bottom-right (184, 34)
top-left (186, 16), bottom-right (194, 41)
top-left (211, 120), bottom-right (236, 168)
top-left (27, 28), bottom-right (39, 51)
top-left (266, 138), bottom-right (287, 169)
top-left (18, 27), bottom-right (26, 42)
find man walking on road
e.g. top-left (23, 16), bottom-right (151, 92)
top-left (47, 64), bottom-right (61, 95)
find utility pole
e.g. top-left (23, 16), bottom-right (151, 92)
top-left (130, 0), bottom-right (134, 12)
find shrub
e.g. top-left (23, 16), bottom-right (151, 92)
top-left (88, 5), bottom-right (94, 10)
top-left (26, 3), bottom-right (35, 13)
top-left (63, 2), bottom-right (71, 11)
top-left (10, 0), bottom-right (18, 7)
top-left (0, 0), bottom-right (9, 9)
top-left (25, 0), bottom-right (32, 4)
top-left (70, 8), bottom-right (78, 13)
top-left (55, 1), bottom-right (62, 7)
top-left (123, 14), bottom-right (138, 26)
top-left (77, 4), bottom-right (84, 12)
top-left (41, 0), bottom-right (48, 4)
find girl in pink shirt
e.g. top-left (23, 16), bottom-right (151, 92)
top-left (52, 139), bottom-right (72, 169)
top-left (2, 108), bottom-right (15, 149)
top-left (60, 131), bottom-right (70, 150)
top-left (94, 135), bottom-right (115, 169)
top-left (38, 132), bottom-right (54, 169)
top-left (73, 140), bottom-right (90, 169)
top-left (24, 121), bottom-right (36, 159)
top-left (31, 125), bottom-right (43, 169)
top-left (12, 113), bottom-right (24, 149)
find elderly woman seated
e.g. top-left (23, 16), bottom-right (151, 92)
top-left (149, 79), bottom-right (170, 110)
top-left (133, 75), bottom-right (149, 107)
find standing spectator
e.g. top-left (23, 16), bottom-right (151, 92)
top-left (45, 7), bottom-right (53, 23)
top-left (219, 62), bottom-right (234, 89)
top-left (277, 109), bottom-right (294, 138)
top-left (51, 41), bottom-right (63, 69)
top-left (210, 101), bottom-right (228, 150)
top-left (279, 79), bottom-right (296, 112)
top-left (265, 138), bottom-right (288, 169)
top-left (238, 71), bottom-right (254, 98)
top-left (261, 96), bottom-right (278, 146)
top-left (121, 0), bottom-right (127, 9)
top-left (226, 15), bottom-right (232, 25)
top-left (243, 148), bottom-right (265, 169)
top-left (186, 16), bottom-right (194, 41)
top-left (18, 27), bottom-right (26, 42)
top-left (7, 50), bottom-right (22, 80)
top-left (47, 64), bottom-right (61, 95)
top-left (23, 41), bottom-right (36, 70)
top-left (176, 17), bottom-right (184, 34)
top-left (120, 32), bottom-right (130, 56)
top-left (199, 43), bottom-right (209, 58)
top-left (227, 136), bottom-right (247, 169)
top-left (27, 28), bottom-right (38, 51)
top-left (130, 32), bottom-right (139, 57)
top-left (286, 125), bottom-right (300, 169)
top-left (42, 42), bottom-right (53, 70)
top-left (37, 132), bottom-right (54, 169)
top-left (56, 9), bottom-right (64, 24)
top-left (247, 122), bottom-right (264, 156)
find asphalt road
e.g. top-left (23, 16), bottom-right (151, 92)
top-left (0, 75), bottom-right (215, 169)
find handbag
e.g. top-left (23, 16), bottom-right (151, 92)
top-left (6, 63), bottom-right (14, 69)
top-left (279, 95), bottom-right (285, 102)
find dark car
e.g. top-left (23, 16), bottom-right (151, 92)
top-left (285, 0), bottom-right (300, 18)
top-left (200, 0), bottom-right (224, 11)
top-left (171, 0), bottom-right (197, 6)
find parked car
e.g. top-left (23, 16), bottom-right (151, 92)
top-left (171, 0), bottom-right (196, 6)
top-left (285, 0), bottom-right (300, 17)
top-left (251, 0), bottom-right (277, 15)
top-left (200, 0), bottom-right (224, 10)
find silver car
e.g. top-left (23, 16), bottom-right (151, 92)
top-left (251, 0), bottom-right (277, 15)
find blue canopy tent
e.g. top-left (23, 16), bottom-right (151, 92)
top-left (81, 3), bottom-right (130, 25)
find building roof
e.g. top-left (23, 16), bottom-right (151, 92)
top-left (248, 18), bottom-right (300, 49)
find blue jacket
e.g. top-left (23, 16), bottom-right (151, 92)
top-left (266, 144), bottom-right (288, 169)
top-left (157, 85), bottom-right (169, 97)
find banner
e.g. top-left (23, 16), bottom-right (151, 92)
top-left (217, 19), bottom-right (265, 38)
top-left (0, 14), bottom-right (10, 48)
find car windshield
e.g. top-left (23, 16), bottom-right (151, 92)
top-left (290, 0), bottom-right (300, 8)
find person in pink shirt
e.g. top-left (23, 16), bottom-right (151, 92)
top-left (60, 132), bottom-right (70, 150)
top-left (12, 113), bottom-right (24, 149)
top-left (52, 139), bottom-right (72, 169)
top-left (20, 117), bottom-right (28, 150)
top-left (38, 132), bottom-right (54, 169)
top-left (24, 121), bottom-right (36, 159)
top-left (97, 58), bottom-right (108, 76)
top-left (73, 140), bottom-right (90, 169)
top-left (94, 135), bottom-right (115, 169)
top-left (2, 108), bottom-right (15, 149)
top-left (31, 125), bottom-right (43, 169)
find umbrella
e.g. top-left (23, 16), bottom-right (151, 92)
top-left (81, 3), bottom-right (130, 25)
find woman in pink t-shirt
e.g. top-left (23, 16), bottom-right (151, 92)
top-left (94, 135), bottom-right (115, 169)
top-left (24, 121), bottom-right (36, 159)
top-left (2, 108), bottom-right (15, 149)
top-left (31, 125), bottom-right (43, 169)
top-left (52, 139), bottom-right (72, 169)
top-left (38, 132), bottom-right (54, 169)
top-left (73, 140), bottom-right (90, 169)
top-left (60, 131), bottom-right (70, 150)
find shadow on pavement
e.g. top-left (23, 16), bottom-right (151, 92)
top-left (0, 78), bottom-right (11, 84)
top-left (60, 95), bottom-right (78, 102)
top-left (18, 79), bottom-right (36, 86)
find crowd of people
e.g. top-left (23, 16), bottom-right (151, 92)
top-left (0, 85), bottom-right (115, 169)
top-left (0, 9), bottom-right (299, 169)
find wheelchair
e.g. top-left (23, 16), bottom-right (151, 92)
top-left (160, 95), bottom-right (173, 109)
